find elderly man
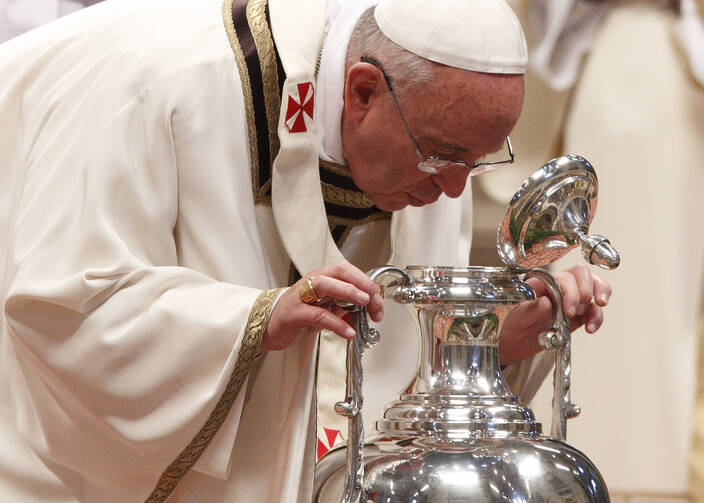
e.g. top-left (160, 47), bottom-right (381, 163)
top-left (0, 0), bottom-right (610, 501)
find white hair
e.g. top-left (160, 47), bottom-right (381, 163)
top-left (346, 7), bottom-right (436, 101)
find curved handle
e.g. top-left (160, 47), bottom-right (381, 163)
top-left (524, 267), bottom-right (580, 441)
top-left (335, 266), bottom-right (413, 503)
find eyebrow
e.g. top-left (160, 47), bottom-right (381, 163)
top-left (421, 136), bottom-right (468, 154)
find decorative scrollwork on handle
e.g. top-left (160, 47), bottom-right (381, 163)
top-left (335, 266), bottom-right (413, 503)
top-left (334, 308), bottom-right (376, 503)
top-left (524, 267), bottom-right (579, 441)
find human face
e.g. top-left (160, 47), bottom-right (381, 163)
top-left (361, 57), bottom-right (515, 176)
top-left (341, 62), bottom-right (525, 211)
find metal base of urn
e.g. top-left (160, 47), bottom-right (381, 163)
top-left (315, 436), bottom-right (608, 502)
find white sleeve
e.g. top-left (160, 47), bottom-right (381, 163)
top-left (3, 82), bottom-right (274, 498)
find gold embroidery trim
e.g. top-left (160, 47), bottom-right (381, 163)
top-left (247, 0), bottom-right (282, 183)
top-left (223, 0), bottom-right (389, 257)
top-left (145, 288), bottom-right (285, 503)
top-left (319, 160), bottom-right (378, 209)
top-left (222, 0), bottom-right (263, 205)
top-left (320, 182), bottom-right (375, 209)
top-left (319, 159), bottom-right (353, 177)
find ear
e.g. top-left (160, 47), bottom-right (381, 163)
top-left (343, 62), bottom-right (385, 124)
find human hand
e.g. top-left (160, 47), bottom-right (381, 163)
top-left (499, 264), bottom-right (613, 365)
top-left (262, 262), bottom-right (384, 352)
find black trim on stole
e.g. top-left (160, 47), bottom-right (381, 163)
top-left (269, 7), bottom-right (286, 99)
top-left (319, 167), bottom-right (361, 192)
top-left (232, 0), bottom-right (276, 198)
top-left (231, 1), bottom-right (390, 283)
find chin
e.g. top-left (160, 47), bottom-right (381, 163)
top-left (372, 193), bottom-right (435, 211)
top-left (371, 197), bottom-right (409, 211)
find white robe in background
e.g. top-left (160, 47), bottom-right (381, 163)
top-left (0, 1), bottom-right (544, 501)
top-left (483, 1), bottom-right (704, 497)
top-left (0, 0), bottom-right (91, 43)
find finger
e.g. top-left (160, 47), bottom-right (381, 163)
top-left (584, 303), bottom-right (604, 333)
top-left (321, 262), bottom-right (381, 297)
top-left (592, 272), bottom-right (612, 306)
top-left (568, 264), bottom-right (594, 316)
top-left (309, 277), bottom-right (384, 323)
top-left (569, 313), bottom-right (586, 332)
top-left (312, 275), bottom-right (371, 306)
top-left (317, 262), bottom-right (384, 322)
top-left (294, 305), bottom-right (356, 340)
top-left (525, 276), bottom-right (564, 301)
top-left (555, 272), bottom-right (579, 318)
top-left (368, 292), bottom-right (384, 322)
top-left (511, 296), bottom-right (554, 335)
top-left (525, 277), bottom-right (548, 298)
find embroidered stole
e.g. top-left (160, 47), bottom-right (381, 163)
top-left (223, 0), bottom-right (390, 482)
top-left (224, 0), bottom-right (390, 283)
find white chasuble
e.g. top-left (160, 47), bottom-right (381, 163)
top-left (0, 0), bottom-right (544, 501)
top-left (0, 1), bottom-right (310, 500)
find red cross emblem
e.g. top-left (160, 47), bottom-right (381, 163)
top-left (316, 427), bottom-right (343, 461)
top-left (285, 82), bottom-right (314, 133)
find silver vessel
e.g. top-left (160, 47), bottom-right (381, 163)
top-left (314, 155), bottom-right (620, 503)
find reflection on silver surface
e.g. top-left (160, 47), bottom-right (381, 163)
top-left (497, 155), bottom-right (620, 270)
top-left (316, 158), bottom-right (617, 503)
top-left (314, 266), bottom-right (609, 503)
top-left (317, 438), bottom-right (608, 503)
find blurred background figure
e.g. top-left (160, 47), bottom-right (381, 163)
top-left (473, 1), bottom-right (704, 502)
top-left (0, 0), bottom-right (100, 43)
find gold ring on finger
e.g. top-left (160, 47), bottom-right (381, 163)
top-left (298, 277), bottom-right (321, 304)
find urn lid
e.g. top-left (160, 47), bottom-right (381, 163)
top-left (497, 155), bottom-right (620, 269)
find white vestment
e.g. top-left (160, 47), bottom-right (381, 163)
top-left (0, 1), bottom-right (545, 501)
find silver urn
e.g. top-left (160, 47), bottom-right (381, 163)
top-left (314, 156), bottom-right (620, 503)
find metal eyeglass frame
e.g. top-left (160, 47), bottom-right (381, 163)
top-left (361, 56), bottom-right (514, 176)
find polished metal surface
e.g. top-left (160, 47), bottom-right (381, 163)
top-left (317, 157), bottom-right (617, 503)
top-left (524, 268), bottom-right (580, 440)
top-left (497, 155), bottom-right (620, 270)
top-left (377, 266), bottom-right (541, 441)
top-left (316, 437), bottom-right (609, 503)
top-left (334, 309), bottom-right (371, 503)
top-left (333, 266), bottom-right (412, 503)
top-left (390, 266), bottom-right (534, 307)
top-left (319, 266), bottom-right (609, 502)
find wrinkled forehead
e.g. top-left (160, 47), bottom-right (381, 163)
top-left (405, 69), bottom-right (525, 153)
top-left (409, 67), bottom-right (525, 122)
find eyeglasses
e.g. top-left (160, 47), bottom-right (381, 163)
top-left (361, 57), bottom-right (514, 176)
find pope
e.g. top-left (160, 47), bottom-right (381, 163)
top-left (0, 0), bottom-right (611, 501)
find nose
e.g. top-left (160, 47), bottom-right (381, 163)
top-left (432, 167), bottom-right (470, 198)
